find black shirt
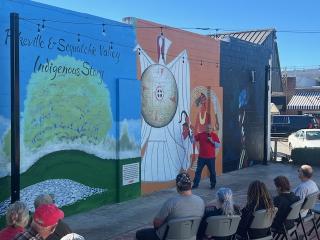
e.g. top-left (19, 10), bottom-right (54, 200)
top-left (272, 192), bottom-right (300, 231)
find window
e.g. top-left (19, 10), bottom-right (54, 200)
top-left (306, 131), bottom-right (320, 140)
top-left (295, 131), bottom-right (301, 137)
top-left (299, 131), bottom-right (305, 139)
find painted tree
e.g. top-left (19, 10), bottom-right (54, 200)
top-left (24, 55), bottom-right (112, 150)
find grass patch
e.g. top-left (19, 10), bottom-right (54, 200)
top-left (0, 150), bottom-right (141, 228)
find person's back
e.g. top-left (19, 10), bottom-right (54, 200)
top-left (294, 165), bottom-right (319, 201)
top-left (136, 172), bottom-right (204, 240)
top-left (198, 187), bottom-right (240, 239)
top-left (294, 179), bottom-right (318, 200)
top-left (237, 180), bottom-right (274, 240)
top-left (272, 176), bottom-right (300, 231)
top-left (158, 194), bottom-right (204, 222)
top-left (272, 192), bottom-right (299, 230)
top-left (155, 193), bottom-right (204, 239)
top-left (0, 201), bottom-right (29, 240)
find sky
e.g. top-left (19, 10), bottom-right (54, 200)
top-left (33, 0), bottom-right (320, 70)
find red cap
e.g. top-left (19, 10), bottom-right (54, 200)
top-left (33, 204), bottom-right (64, 227)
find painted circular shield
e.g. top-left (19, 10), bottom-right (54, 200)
top-left (141, 64), bottom-right (178, 128)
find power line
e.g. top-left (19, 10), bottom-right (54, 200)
top-left (16, 18), bottom-right (320, 71)
top-left (18, 17), bottom-right (320, 34)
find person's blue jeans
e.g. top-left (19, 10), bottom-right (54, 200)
top-left (193, 157), bottom-right (216, 187)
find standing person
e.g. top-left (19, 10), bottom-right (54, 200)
top-left (0, 201), bottom-right (29, 240)
top-left (272, 176), bottom-right (300, 231)
top-left (191, 124), bottom-right (220, 189)
top-left (135, 172), bottom-right (205, 240)
top-left (14, 204), bottom-right (64, 240)
top-left (294, 165), bottom-right (319, 201)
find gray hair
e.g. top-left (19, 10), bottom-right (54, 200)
top-left (216, 187), bottom-right (234, 216)
top-left (6, 201), bottom-right (29, 228)
top-left (34, 194), bottom-right (54, 209)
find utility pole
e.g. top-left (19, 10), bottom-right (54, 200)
top-left (10, 12), bottom-right (20, 203)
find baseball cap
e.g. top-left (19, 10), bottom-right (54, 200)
top-left (33, 204), bottom-right (64, 227)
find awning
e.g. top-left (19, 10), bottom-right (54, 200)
top-left (287, 90), bottom-right (320, 110)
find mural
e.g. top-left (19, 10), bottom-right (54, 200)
top-left (132, 18), bottom-right (223, 189)
top-left (0, 0), bottom-right (140, 220)
top-left (220, 38), bottom-right (270, 172)
top-left (136, 33), bottom-right (191, 181)
top-left (238, 88), bottom-right (249, 169)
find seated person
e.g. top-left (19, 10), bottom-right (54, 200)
top-left (14, 204), bottom-right (64, 240)
top-left (197, 187), bottom-right (240, 239)
top-left (136, 172), bottom-right (205, 240)
top-left (32, 194), bottom-right (72, 240)
top-left (236, 180), bottom-right (275, 239)
top-left (272, 176), bottom-right (300, 232)
top-left (0, 201), bottom-right (29, 240)
top-left (294, 165), bottom-right (319, 201)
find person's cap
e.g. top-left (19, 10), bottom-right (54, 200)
top-left (33, 204), bottom-right (64, 227)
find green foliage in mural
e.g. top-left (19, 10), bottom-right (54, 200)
top-left (24, 55), bottom-right (112, 150)
top-left (119, 123), bottom-right (137, 151)
top-left (2, 128), bottom-right (10, 159)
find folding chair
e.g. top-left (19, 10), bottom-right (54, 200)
top-left (292, 191), bottom-right (320, 240)
top-left (272, 199), bottom-right (304, 240)
top-left (205, 215), bottom-right (241, 240)
top-left (162, 217), bottom-right (201, 240)
top-left (295, 192), bottom-right (319, 240)
top-left (308, 202), bottom-right (320, 237)
top-left (248, 208), bottom-right (278, 240)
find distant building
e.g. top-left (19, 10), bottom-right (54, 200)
top-left (287, 87), bottom-right (320, 117)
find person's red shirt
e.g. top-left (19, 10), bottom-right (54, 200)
top-left (194, 132), bottom-right (220, 158)
top-left (0, 226), bottom-right (24, 240)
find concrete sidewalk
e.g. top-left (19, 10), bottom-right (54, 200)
top-left (64, 163), bottom-right (320, 240)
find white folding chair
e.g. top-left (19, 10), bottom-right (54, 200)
top-left (162, 217), bottom-right (201, 240)
top-left (272, 199), bottom-right (304, 240)
top-left (296, 192), bottom-right (319, 240)
top-left (248, 208), bottom-right (278, 240)
top-left (205, 215), bottom-right (241, 239)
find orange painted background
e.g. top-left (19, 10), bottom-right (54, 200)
top-left (132, 18), bottom-right (223, 194)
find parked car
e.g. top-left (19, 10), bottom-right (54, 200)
top-left (271, 115), bottom-right (318, 137)
top-left (288, 129), bottom-right (320, 150)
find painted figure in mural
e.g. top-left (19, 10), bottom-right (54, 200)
top-left (135, 172), bottom-right (204, 240)
top-left (179, 110), bottom-right (193, 142)
top-left (0, 201), bottom-right (29, 240)
top-left (191, 124), bottom-right (220, 189)
top-left (194, 91), bottom-right (220, 134)
top-left (136, 32), bottom-right (192, 182)
top-left (194, 93), bottom-right (212, 133)
top-left (238, 88), bottom-right (249, 169)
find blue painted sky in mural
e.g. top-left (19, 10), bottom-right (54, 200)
top-left (0, 0), bottom-right (138, 124)
top-left (32, 0), bottom-right (320, 69)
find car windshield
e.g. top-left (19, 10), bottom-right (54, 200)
top-left (306, 131), bottom-right (320, 140)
